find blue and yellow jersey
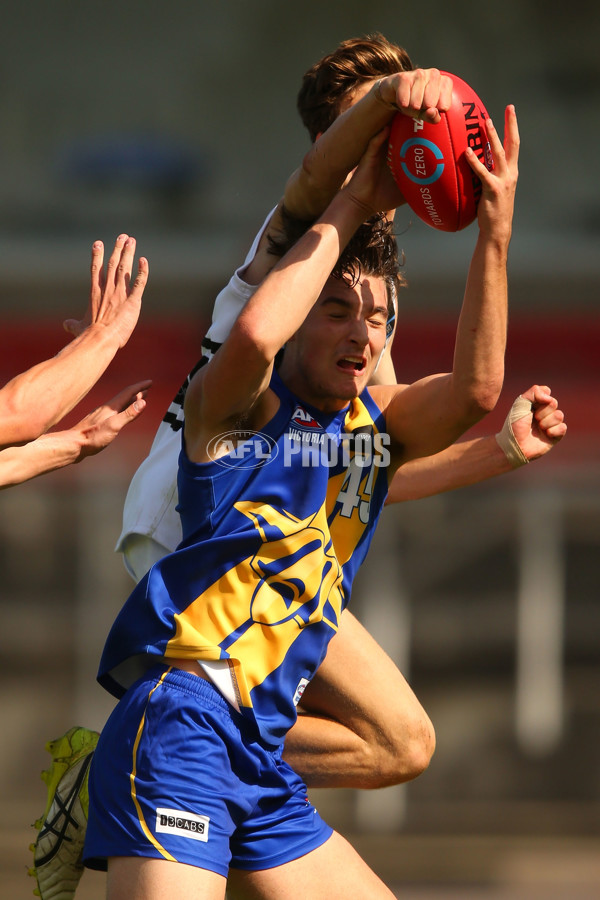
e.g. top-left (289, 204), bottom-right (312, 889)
top-left (98, 372), bottom-right (390, 747)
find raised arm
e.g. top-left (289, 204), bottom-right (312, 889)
top-left (386, 385), bottom-right (566, 504)
top-left (0, 235), bottom-right (148, 451)
top-left (183, 135), bottom-right (388, 461)
top-left (283, 69), bottom-right (453, 221)
top-left (244, 69), bottom-right (453, 286)
top-left (377, 105), bottom-right (520, 466)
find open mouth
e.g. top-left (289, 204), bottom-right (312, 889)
top-left (337, 356), bottom-right (366, 373)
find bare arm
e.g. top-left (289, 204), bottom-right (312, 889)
top-left (184, 135), bottom-right (388, 461)
top-left (385, 384), bottom-right (566, 504)
top-left (283, 70), bottom-right (453, 221)
top-left (386, 434), bottom-right (510, 503)
top-left (243, 69), bottom-right (453, 286)
top-left (0, 382), bottom-right (151, 489)
top-left (0, 236), bottom-right (148, 450)
top-left (376, 105), bottom-right (520, 466)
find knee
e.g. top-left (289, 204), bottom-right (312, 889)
top-left (365, 710), bottom-right (436, 789)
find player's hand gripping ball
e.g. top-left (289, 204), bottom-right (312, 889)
top-left (387, 72), bottom-right (494, 231)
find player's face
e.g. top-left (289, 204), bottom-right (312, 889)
top-left (281, 274), bottom-right (389, 411)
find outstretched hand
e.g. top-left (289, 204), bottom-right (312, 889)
top-left (71, 380), bottom-right (152, 462)
top-left (466, 105), bottom-right (520, 242)
top-left (63, 235), bottom-right (149, 348)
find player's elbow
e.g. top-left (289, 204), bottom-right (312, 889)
top-left (462, 376), bottom-right (504, 423)
top-left (231, 318), bottom-right (279, 367)
top-left (286, 152), bottom-right (335, 221)
top-left (474, 388), bottom-right (502, 418)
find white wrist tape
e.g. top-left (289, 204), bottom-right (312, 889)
top-left (495, 395), bottom-right (532, 467)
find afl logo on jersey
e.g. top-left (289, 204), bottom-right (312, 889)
top-left (207, 430), bottom-right (278, 469)
top-left (291, 405), bottom-right (322, 430)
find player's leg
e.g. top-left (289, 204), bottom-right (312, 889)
top-left (227, 830), bottom-right (396, 900)
top-left (30, 613), bottom-right (432, 900)
top-left (283, 608), bottom-right (435, 788)
top-left (84, 668), bottom-right (253, 899)
top-left (227, 734), bottom-right (393, 900)
top-left (106, 856), bottom-right (226, 900)
top-left (29, 726), bottom-right (100, 900)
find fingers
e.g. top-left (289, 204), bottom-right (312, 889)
top-left (85, 403), bottom-right (142, 455)
top-left (120, 380), bottom-right (153, 408)
top-left (397, 68), bottom-right (439, 111)
top-left (77, 381), bottom-right (152, 459)
top-left (99, 387), bottom-right (150, 435)
top-left (537, 410), bottom-right (567, 443)
top-left (105, 235), bottom-right (148, 298)
top-left (524, 384), bottom-right (567, 442)
top-left (420, 71), bottom-right (453, 123)
top-left (520, 384), bottom-right (556, 419)
top-left (465, 116), bottom-right (500, 178)
top-left (116, 393), bottom-right (147, 423)
top-left (89, 240), bottom-right (105, 324)
top-left (466, 106), bottom-right (519, 182)
top-left (116, 235), bottom-right (138, 288)
top-left (544, 420), bottom-right (568, 441)
top-left (483, 105), bottom-right (519, 174)
top-left (106, 380), bottom-right (153, 415)
top-left (89, 232), bottom-right (148, 344)
top-left (391, 69), bottom-right (453, 123)
top-left (503, 103), bottom-right (520, 166)
top-left (487, 106), bottom-right (519, 167)
top-left (520, 384), bottom-right (550, 404)
top-left (129, 255), bottom-right (150, 300)
top-left (535, 398), bottom-right (566, 436)
top-left (89, 240), bottom-right (105, 312)
top-left (104, 234), bottom-right (130, 287)
top-left (83, 381), bottom-right (152, 424)
top-left (65, 239), bottom-right (106, 334)
top-left (98, 234), bottom-right (138, 307)
top-left (438, 73), bottom-right (454, 113)
top-left (365, 126), bottom-right (391, 156)
top-left (464, 105), bottom-right (519, 241)
top-left (89, 234), bottom-right (130, 325)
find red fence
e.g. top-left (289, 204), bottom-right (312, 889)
top-left (1, 313), bottom-right (598, 466)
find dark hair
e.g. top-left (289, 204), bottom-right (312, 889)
top-left (298, 34), bottom-right (414, 141)
top-left (335, 214), bottom-right (403, 323)
top-left (267, 208), bottom-right (404, 326)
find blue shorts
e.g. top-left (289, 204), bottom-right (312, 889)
top-left (84, 665), bottom-right (332, 877)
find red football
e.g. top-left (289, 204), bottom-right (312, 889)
top-left (386, 72), bottom-right (493, 232)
